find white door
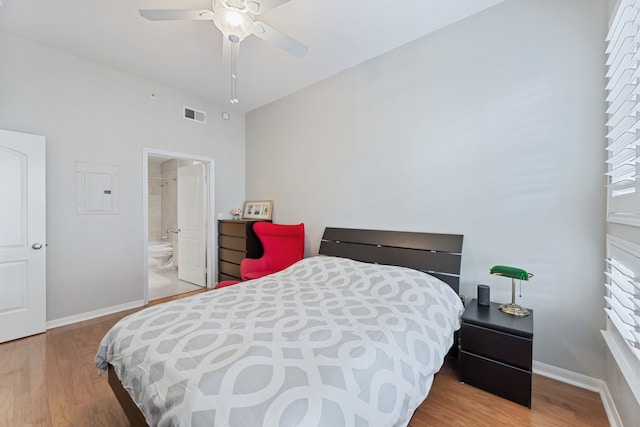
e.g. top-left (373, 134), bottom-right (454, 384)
top-left (0, 129), bottom-right (46, 343)
top-left (177, 163), bottom-right (206, 286)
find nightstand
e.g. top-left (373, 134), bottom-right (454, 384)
top-left (459, 299), bottom-right (533, 408)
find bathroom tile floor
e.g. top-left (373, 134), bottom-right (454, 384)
top-left (149, 265), bottom-right (203, 301)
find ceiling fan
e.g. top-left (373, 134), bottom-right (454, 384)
top-left (139, 0), bottom-right (308, 104)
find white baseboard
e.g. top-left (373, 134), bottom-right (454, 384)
top-left (533, 360), bottom-right (623, 427)
top-left (599, 382), bottom-right (625, 427)
top-left (46, 300), bottom-right (145, 329)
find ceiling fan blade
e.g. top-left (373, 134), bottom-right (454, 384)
top-left (139, 9), bottom-right (214, 21)
top-left (247, 0), bottom-right (291, 15)
top-left (252, 21), bottom-right (308, 57)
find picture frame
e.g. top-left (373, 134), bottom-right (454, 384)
top-left (242, 200), bottom-right (273, 220)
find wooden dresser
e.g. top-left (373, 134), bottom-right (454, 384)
top-left (217, 220), bottom-right (268, 282)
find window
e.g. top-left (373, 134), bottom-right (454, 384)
top-left (606, 0), bottom-right (640, 225)
top-left (604, 0), bottom-right (640, 404)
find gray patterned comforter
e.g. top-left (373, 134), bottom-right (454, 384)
top-left (95, 256), bottom-right (464, 427)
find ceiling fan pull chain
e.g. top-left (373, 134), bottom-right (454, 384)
top-left (229, 35), bottom-right (239, 104)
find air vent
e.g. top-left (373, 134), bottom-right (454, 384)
top-left (183, 106), bottom-right (206, 124)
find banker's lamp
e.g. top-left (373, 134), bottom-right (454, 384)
top-left (490, 265), bottom-right (534, 317)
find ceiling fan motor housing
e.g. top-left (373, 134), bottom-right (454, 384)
top-left (213, 0), bottom-right (254, 42)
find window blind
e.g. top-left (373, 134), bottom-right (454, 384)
top-left (604, 255), bottom-right (640, 362)
top-left (603, 235), bottom-right (640, 403)
top-left (606, 0), bottom-right (640, 222)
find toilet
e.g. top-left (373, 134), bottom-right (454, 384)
top-left (148, 241), bottom-right (173, 267)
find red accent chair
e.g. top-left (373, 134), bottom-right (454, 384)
top-left (240, 222), bottom-right (305, 281)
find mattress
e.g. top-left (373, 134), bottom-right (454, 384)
top-left (95, 256), bottom-right (464, 426)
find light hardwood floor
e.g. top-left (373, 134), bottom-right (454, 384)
top-left (415, 359), bottom-right (609, 426)
top-left (0, 291), bottom-right (610, 427)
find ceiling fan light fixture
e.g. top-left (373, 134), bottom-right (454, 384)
top-left (141, 0), bottom-right (306, 105)
top-left (213, 7), bottom-right (254, 41)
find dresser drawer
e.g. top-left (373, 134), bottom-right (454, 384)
top-left (218, 272), bottom-right (240, 282)
top-left (219, 221), bottom-right (247, 237)
top-left (461, 323), bottom-right (532, 370)
top-left (219, 248), bottom-right (245, 264)
top-left (218, 260), bottom-right (241, 279)
top-left (219, 235), bottom-right (246, 252)
top-left (460, 350), bottom-right (531, 408)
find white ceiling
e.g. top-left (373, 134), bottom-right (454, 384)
top-left (0, 0), bottom-right (504, 113)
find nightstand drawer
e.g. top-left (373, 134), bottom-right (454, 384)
top-left (219, 248), bottom-right (245, 264)
top-left (460, 350), bottom-right (531, 408)
top-left (461, 323), bottom-right (532, 370)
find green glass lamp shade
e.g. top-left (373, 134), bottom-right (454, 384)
top-left (490, 265), bottom-right (533, 317)
top-left (490, 265), bottom-right (532, 281)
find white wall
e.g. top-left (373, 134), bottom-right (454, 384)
top-left (0, 32), bottom-right (246, 321)
top-left (246, 0), bottom-right (608, 380)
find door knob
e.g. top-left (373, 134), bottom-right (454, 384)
top-left (32, 243), bottom-right (43, 250)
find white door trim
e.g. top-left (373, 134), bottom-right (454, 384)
top-left (142, 148), bottom-right (216, 304)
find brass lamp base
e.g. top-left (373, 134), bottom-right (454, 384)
top-left (499, 303), bottom-right (529, 317)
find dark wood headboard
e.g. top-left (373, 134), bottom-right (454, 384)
top-left (318, 227), bottom-right (463, 293)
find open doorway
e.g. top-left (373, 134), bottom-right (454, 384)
top-left (143, 149), bottom-right (215, 303)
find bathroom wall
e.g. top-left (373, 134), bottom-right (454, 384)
top-left (147, 157), bottom-right (195, 244)
top-left (161, 159), bottom-right (192, 239)
top-left (148, 161), bottom-right (162, 242)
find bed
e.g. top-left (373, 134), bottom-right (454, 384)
top-left (95, 227), bottom-right (464, 426)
